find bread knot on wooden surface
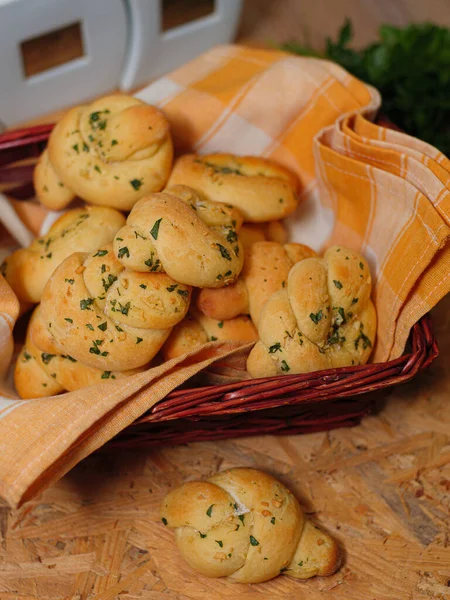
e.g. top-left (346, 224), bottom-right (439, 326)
top-left (36, 243), bottom-right (191, 372)
top-left (15, 307), bottom-right (142, 399)
top-left (197, 241), bottom-right (317, 323)
top-left (34, 95), bottom-right (173, 211)
top-left (247, 246), bottom-right (377, 377)
top-left (1, 206), bottom-right (125, 306)
top-left (162, 309), bottom-right (258, 360)
top-left (113, 185), bottom-right (244, 288)
top-left (160, 467), bottom-right (341, 584)
top-left (167, 153), bottom-right (300, 222)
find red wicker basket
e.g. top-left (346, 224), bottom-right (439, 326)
top-left (0, 122), bottom-right (439, 446)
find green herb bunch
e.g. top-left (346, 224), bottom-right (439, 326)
top-left (280, 20), bottom-right (450, 154)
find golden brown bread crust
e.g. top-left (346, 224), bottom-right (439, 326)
top-left (161, 467), bottom-right (341, 583)
top-left (263, 220), bottom-right (288, 244)
top-left (247, 246), bottom-right (377, 377)
top-left (15, 320), bottom-right (64, 398)
top-left (113, 186), bottom-right (244, 288)
top-left (167, 153), bottom-right (299, 222)
top-left (197, 242), bottom-right (317, 323)
top-left (238, 221), bottom-right (288, 248)
top-left (38, 244), bottom-right (190, 371)
top-left (287, 519), bottom-right (342, 578)
top-left (15, 308), bottom-right (142, 399)
top-left (34, 95), bottom-right (173, 211)
top-left (161, 314), bottom-right (208, 361)
top-left (245, 242), bottom-right (317, 326)
top-left (2, 206), bottom-right (125, 305)
top-left (196, 279), bottom-right (249, 322)
top-left (33, 149), bottom-right (74, 209)
top-left (162, 309), bottom-right (258, 361)
top-left (237, 224), bottom-right (267, 248)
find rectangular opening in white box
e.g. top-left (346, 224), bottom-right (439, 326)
top-left (20, 22), bottom-right (85, 78)
top-left (161, 0), bottom-right (215, 32)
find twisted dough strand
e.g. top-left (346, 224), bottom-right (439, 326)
top-left (161, 468), bottom-right (341, 583)
top-left (247, 246), bottom-right (377, 377)
top-left (1, 206), bottom-right (125, 305)
top-left (38, 244), bottom-right (191, 371)
top-left (113, 186), bottom-right (244, 288)
top-left (34, 95), bottom-right (173, 211)
top-left (197, 241), bottom-right (317, 323)
top-left (167, 153), bottom-right (299, 222)
top-left (15, 307), bottom-right (141, 399)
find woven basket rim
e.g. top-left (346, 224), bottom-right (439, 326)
top-left (141, 313), bottom-right (438, 424)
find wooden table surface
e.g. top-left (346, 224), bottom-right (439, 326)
top-left (1, 2), bottom-right (450, 599)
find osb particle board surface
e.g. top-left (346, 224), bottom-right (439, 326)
top-left (0, 294), bottom-right (448, 599)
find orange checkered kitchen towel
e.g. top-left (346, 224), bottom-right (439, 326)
top-left (0, 45), bottom-right (449, 507)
